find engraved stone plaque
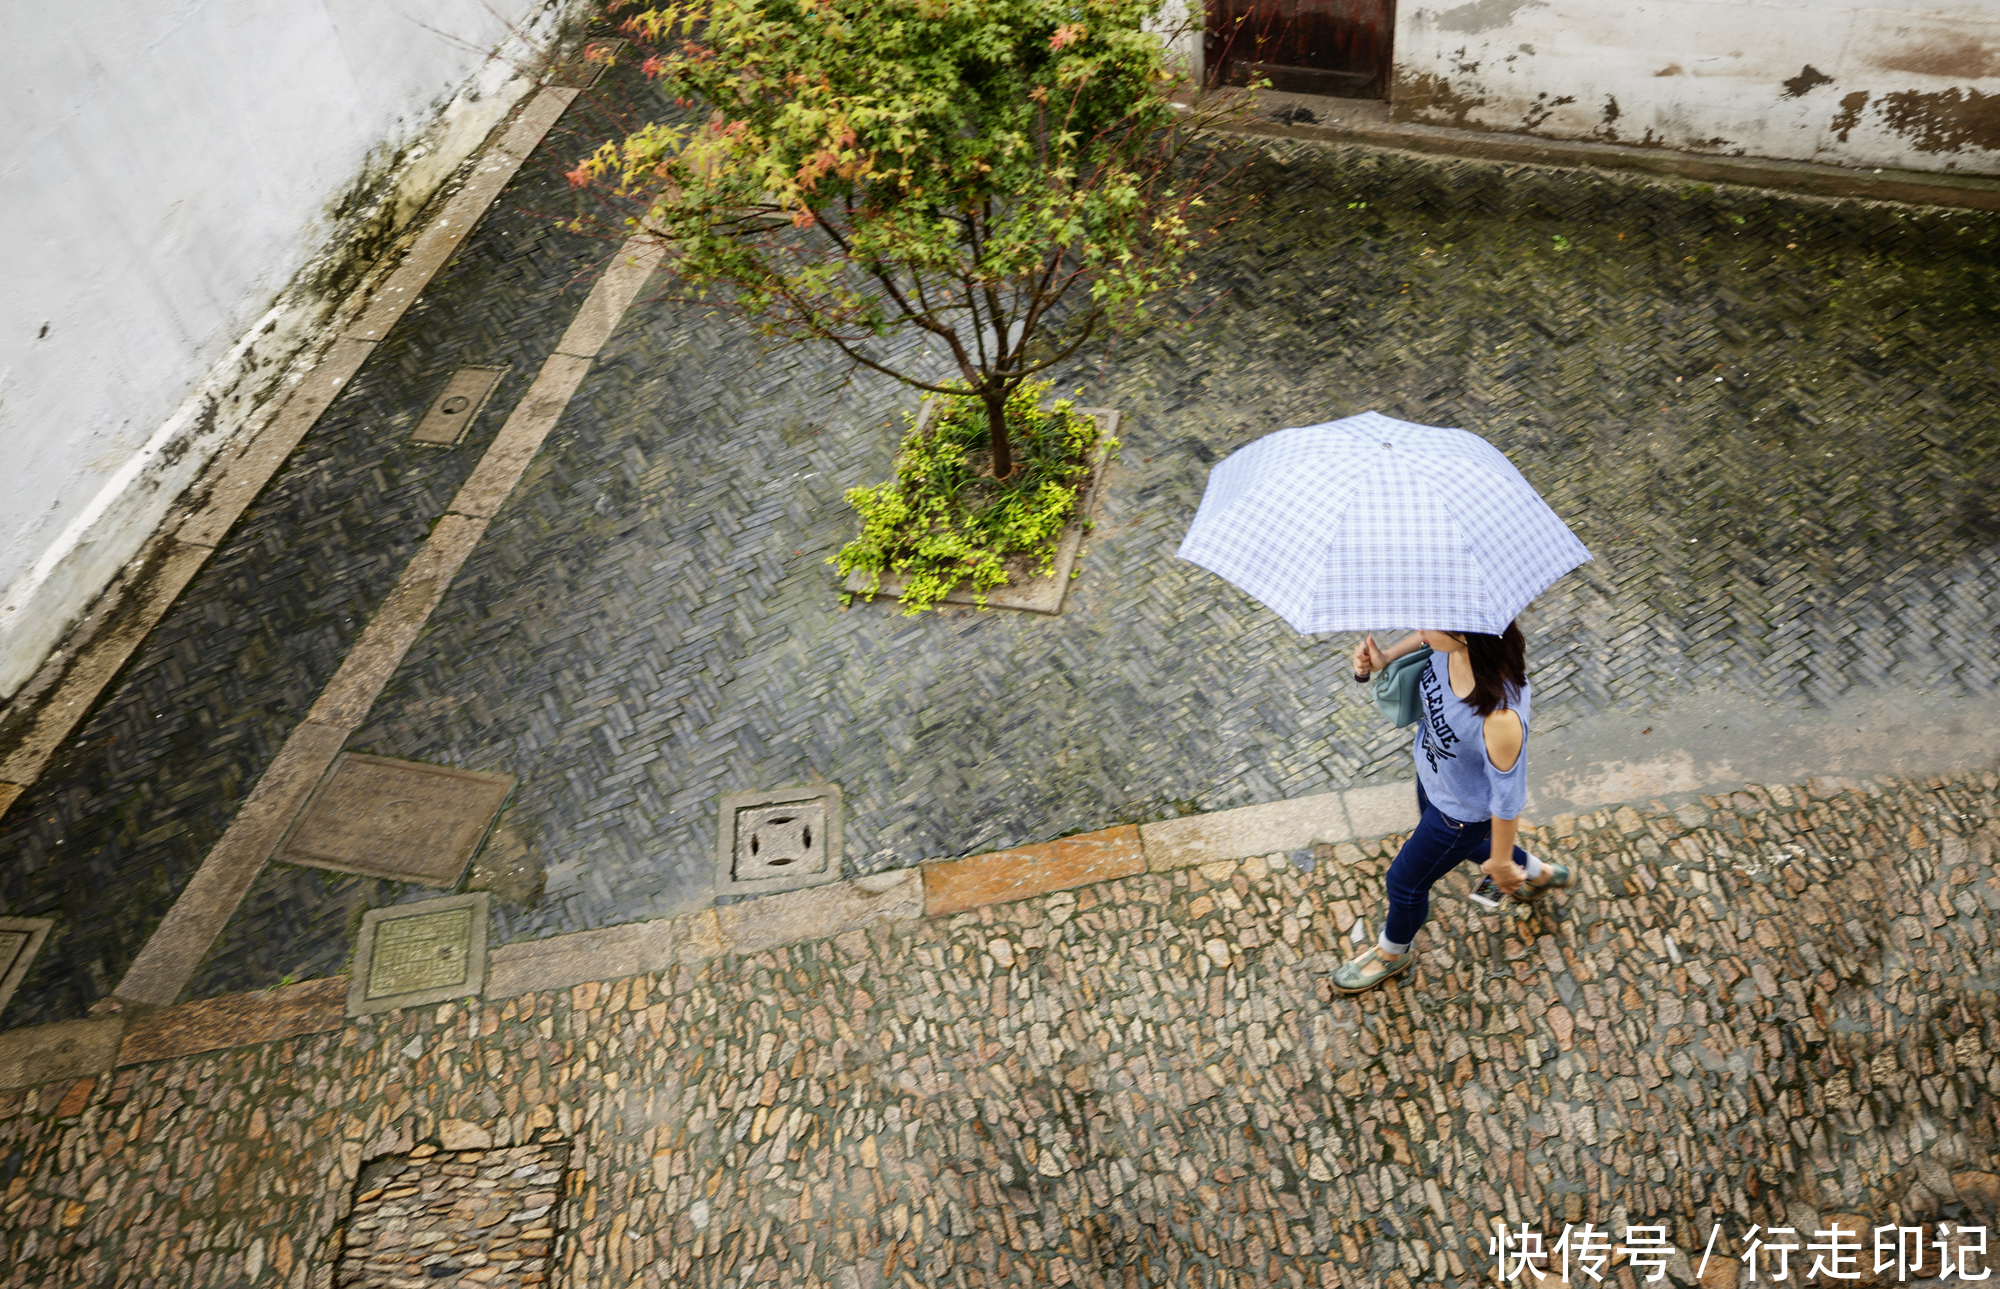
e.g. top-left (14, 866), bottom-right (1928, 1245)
top-left (280, 754), bottom-right (514, 887)
top-left (370, 906), bottom-right (472, 997)
top-left (411, 366), bottom-right (505, 446)
top-left (348, 894), bottom-right (489, 1016)
top-left (715, 785), bottom-right (842, 898)
top-left (0, 917), bottom-right (53, 1017)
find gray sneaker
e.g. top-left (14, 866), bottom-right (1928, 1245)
top-left (1512, 857), bottom-right (1572, 903)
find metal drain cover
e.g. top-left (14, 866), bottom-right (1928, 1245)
top-left (348, 894), bottom-right (489, 1016)
top-left (411, 366), bottom-right (504, 446)
top-left (280, 753), bottom-right (514, 886)
top-left (716, 785), bottom-right (842, 897)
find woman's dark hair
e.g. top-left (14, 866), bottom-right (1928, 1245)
top-left (1461, 622), bottom-right (1526, 717)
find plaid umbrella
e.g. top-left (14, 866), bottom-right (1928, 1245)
top-left (1175, 411), bottom-right (1591, 635)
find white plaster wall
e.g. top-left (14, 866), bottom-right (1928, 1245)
top-left (0, 0), bottom-right (570, 699)
top-left (1150, 0), bottom-right (1206, 81)
top-left (1392, 0), bottom-right (2000, 173)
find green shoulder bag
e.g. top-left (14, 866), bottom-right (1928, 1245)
top-left (1370, 646), bottom-right (1433, 728)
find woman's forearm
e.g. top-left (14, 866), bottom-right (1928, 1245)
top-left (1490, 814), bottom-right (1518, 865)
top-left (1381, 632), bottom-right (1426, 661)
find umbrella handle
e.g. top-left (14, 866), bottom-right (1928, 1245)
top-left (1353, 669), bottom-right (1372, 685)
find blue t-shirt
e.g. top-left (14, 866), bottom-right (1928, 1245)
top-left (1411, 652), bottom-right (1530, 823)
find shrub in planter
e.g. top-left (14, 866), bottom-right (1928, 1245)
top-left (834, 380), bottom-right (1114, 612)
top-left (566, 0), bottom-right (1244, 567)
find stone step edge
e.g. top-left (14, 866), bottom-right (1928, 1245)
top-left (2, 773), bottom-right (1884, 1091)
top-left (1207, 92), bottom-right (2000, 215)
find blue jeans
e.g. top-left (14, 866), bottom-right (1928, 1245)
top-left (1380, 781), bottom-right (1529, 951)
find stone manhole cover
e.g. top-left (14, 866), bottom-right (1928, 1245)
top-left (716, 785), bottom-right (843, 897)
top-left (0, 916), bottom-right (53, 1015)
top-left (348, 893), bottom-right (489, 1016)
top-left (280, 754), bottom-right (514, 886)
top-left (410, 366), bottom-right (505, 447)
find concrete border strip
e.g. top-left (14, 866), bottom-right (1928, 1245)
top-left (0, 86), bottom-right (581, 821)
top-left (106, 235), bottom-right (661, 1012)
top-left (1215, 91), bottom-right (2000, 214)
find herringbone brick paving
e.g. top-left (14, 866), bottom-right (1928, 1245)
top-left (0, 70), bottom-right (667, 1025)
top-left (185, 144), bottom-right (2000, 1000)
top-left (4, 127), bottom-right (1997, 1020)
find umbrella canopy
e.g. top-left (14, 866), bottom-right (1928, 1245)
top-left (1175, 411), bottom-right (1591, 635)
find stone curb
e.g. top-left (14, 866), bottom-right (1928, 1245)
top-left (117, 977), bottom-right (348, 1067)
top-left (923, 826), bottom-right (1144, 917)
top-left (1208, 90), bottom-right (2000, 214)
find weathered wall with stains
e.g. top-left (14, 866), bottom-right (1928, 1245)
top-left (0, 0), bottom-right (571, 701)
top-left (1392, 0), bottom-right (2000, 175)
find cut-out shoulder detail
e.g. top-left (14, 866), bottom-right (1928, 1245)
top-left (1484, 708), bottom-right (1523, 772)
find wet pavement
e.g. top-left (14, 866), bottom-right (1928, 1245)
top-left (5, 774), bottom-right (1998, 1288)
top-left (2, 115), bottom-right (1998, 1029)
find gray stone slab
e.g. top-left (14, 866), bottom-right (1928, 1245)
top-left (1140, 792), bottom-right (1352, 872)
top-left (553, 240), bottom-right (664, 359)
top-left (843, 408), bottom-right (1119, 615)
top-left (1340, 782), bottom-right (1418, 841)
top-left (410, 366), bottom-right (506, 447)
top-left (484, 910), bottom-right (724, 999)
top-left (444, 356), bottom-right (594, 520)
top-left (0, 1017), bottom-right (124, 1092)
top-left (716, 784), bottom-right (843, 898)
top-left (348, 893), bottom-right (490, 1016)
top-left (306, 514), bottom-right (492, 728)
top-left (480, 871), bottom-right (927, 997)
top-left (1527, 684), bottom-right (2000, 818)
top-left (279, 753), bottom-right (513, 885)
top-left (112, 720), bottom-right (352, 1008)
top-left (715, 868), bottom-right (924, 956)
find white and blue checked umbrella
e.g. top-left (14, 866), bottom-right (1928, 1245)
top-left (1175, 411), bottom-right (1591, 635)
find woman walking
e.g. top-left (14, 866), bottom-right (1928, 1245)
top-left (1331, 622), bottom-right (1573, 994)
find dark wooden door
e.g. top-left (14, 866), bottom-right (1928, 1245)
top-left (1207, 0), bottom-right (1394, 99)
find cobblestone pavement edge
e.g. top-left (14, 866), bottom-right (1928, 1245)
top-left (4, 773), bottom-right (1997, 1289)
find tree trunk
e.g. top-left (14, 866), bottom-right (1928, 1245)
top-left (983, 388), bottom-right (1014, 480)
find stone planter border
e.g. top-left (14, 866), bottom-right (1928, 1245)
top-left (841, 404), bottom-right (1120, 616)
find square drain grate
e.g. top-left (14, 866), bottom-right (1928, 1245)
top-left (716, 785), bottom-right (843, 897)
top-left (410, 366), bottom-right (505, 446)
top-left (348, 893), bottom-right (489, 1016)
top-left (0, 917), bottom-right (53, 1017)
top-left (280, 753), bottom-right (513, 886)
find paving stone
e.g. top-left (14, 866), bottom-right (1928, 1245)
top-left (114, 976), bottom-right (345, 1066)
top-left (1, 772), bottom-right (1996, 1288)
top-left (924, 826), bottom-right (1145, 916)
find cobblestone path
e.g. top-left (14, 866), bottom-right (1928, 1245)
top-left (4, 121), bottom-right (1998, 1024)
top-left (5, 774), bottom-right (1997, 1288)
